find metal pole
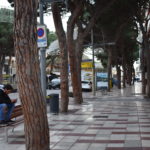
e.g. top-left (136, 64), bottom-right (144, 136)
top-left (91, 29), bottom-right (96, 96)
top-left (39, 1), bottom-right (46, 98)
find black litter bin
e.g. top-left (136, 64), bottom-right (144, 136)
top-left (49, 94), bottom-right (59, 114)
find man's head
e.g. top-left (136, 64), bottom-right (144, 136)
top-left (3, 84), bottom-right (13, 94)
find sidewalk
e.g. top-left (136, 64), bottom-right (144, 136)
top-left (1, 82), bottom-right (150, 150)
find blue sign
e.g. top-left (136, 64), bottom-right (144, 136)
top-left (37, 28), bottom-right (44, 37)
top-left (37, 25), bottom-right (47, 48)
top-left (97, 73), bottom-right (108, 78)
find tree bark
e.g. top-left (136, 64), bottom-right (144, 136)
top-left (145, 38), bottom-right (150, 97)
top-left (14, 1), bottom-right (50, 150)
top-left (122, 61), bottom-right (126, 88)
top-left (116, 65), bottom-right (121, 89)
top-left (51, 3), bottom-right (69, 112)
top-left (107, 49), bottom-right (112, 91)
top-left (67, 24), bottom-right (83, 104)
top-left (141, 45), bottom-right (146, 94)
top-left (75, 28), bottom-right (84, 103)
top-left (67, 1), bottom-right (84, 104)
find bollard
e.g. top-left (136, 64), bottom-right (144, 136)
top-left (49, 93), bottom-right (59, 114)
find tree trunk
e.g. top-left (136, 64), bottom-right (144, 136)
top-left (107, 49), bottom-right (112, 91)
top-left (116, 65), bottom-right (121, 89)
top-left (75, 31), bottom-right (84, 103)
top-left (128, 65), bottom-right (132, 86)
top-left (14, 1), bottom-right (50, 150)
top-left (51, 3), bottom-right (69, 112)
top-left (145, 38), bottom-right (150, 97)
top-left (67, 2), bottom-right (84, 104)
top-left (122, 54), bottom-right (126, 88)
top-left (122, 63), bottom-right (126, 88)
top-left (141, 46), bottom-right (146, 94)
top-left (132, 67), bottom-right (135, 85)
top-left (67, 24), bottom-right (82, 104)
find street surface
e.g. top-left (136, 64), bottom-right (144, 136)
top-left (1, 82), bottom-right (150, 150)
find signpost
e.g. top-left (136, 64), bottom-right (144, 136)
top-left (39, 0), bottom-right (65, 98)
top-left (39, 0), bottom-right (47, 99)
top-left (37, 25), bottom-right (47, 48)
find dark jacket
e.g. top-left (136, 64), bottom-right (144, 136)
top-left (0, 89), bottom-right (11, 104)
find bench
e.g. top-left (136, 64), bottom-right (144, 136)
top-left (0, 105), bottom-right (24, 142)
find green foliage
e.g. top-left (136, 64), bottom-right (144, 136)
top-left (96, 51), bottom-right (108, 68)
top-left (0, 22), bottom-right (14, 55)
top-left (47, 29), bottom-right (57, 47)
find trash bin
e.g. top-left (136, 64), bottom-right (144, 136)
top-left (49, 93), bottom-right (59, 114)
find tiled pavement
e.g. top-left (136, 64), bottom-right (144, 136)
top-left (0, 82), bottom-right (150, 150)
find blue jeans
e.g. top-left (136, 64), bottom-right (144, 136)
top-left (0, 103), bottom-right (15, 121)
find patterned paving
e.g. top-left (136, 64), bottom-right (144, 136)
top-left (0, 83), bottom-right (150, 150)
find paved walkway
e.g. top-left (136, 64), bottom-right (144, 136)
top-left (1, 82), bottom-right (150, 150)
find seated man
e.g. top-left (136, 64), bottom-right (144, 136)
top-left (0, 84), bottom-right (17, 126)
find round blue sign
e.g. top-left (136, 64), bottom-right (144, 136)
top-left (37, 28), bottom-right (44, 37)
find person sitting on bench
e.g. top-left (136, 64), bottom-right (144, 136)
top-left (0, 84), bottom-right (17, 126)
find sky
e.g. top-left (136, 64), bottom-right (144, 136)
top-left (1, 0), bottom-right (68, 31)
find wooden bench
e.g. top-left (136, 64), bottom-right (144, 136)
top-left (0, 105), bottom-right (24, 142)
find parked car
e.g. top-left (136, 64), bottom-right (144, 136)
top-left (48, 73), bottom-right (59, 82)
top-left (81, 81), bottom-right (92, 91)
top-left (48, 78), bottom-right (61, 89)
top-left (0, 84), bottom-right (4, 89)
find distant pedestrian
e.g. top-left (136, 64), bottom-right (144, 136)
top-left (0, 84), bottom-right (17, 126)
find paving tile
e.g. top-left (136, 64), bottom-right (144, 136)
top-left (125, 135), bottom-right (141, 140)
top-left (110, 135), bottom-right (125, 140)
top-left (77, 139), bottom-right (125, 144)
top-left (88, 143), bottom-right (107, 150)
top-left (124, 140), bottom-right (142, 147)
top-left (142, 140), bottom-right (150, 147)
top-left (107, 143), bottom-right (124, 147)
top-left (69, 143), bottom-right (90, 150)
top-left (106, 148), bottom-right (143, 150)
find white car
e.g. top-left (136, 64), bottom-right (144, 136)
top-left (48, 78), bottom-right (61, 89)
top-left (81, 81), bottom-right (92, 91)
top-left (0, 84), bottom-right (4, 89)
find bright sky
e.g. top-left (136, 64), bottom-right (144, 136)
top-left (1, 0), bottom-right (68, 31)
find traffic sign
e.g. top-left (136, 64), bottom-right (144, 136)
top-left (37, 25), bottom-right (47, 48)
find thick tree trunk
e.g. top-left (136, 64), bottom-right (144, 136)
top-left (67, 25), bottom-right (82, 104)
top-left (145, 39), bottom-right (150, 97)
top-left (75, 34), bottom-right (84, 103)
top-left (51, 3), bottom-right (69, 112)
top-left (67, 2), bottom-right (84, 104)
top-left (14, 1), bottom-right (50, 150)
